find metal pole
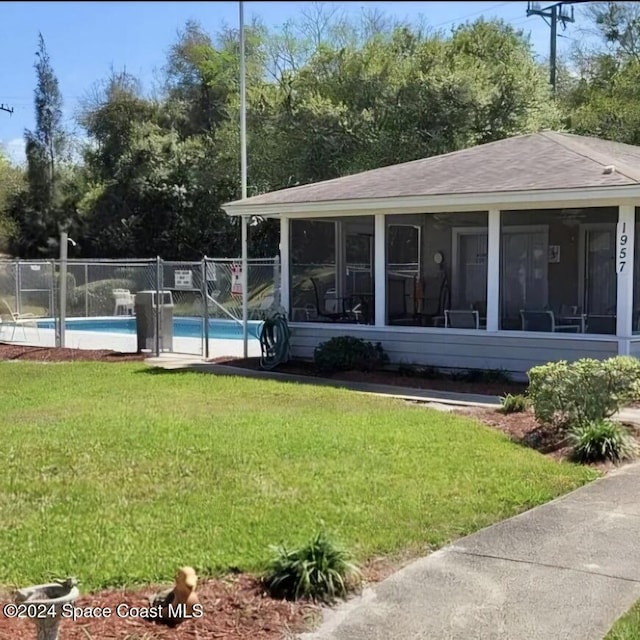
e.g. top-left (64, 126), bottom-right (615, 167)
top-left (14, 259), bottom-right (20, 314)
top-left (155, 256), bottom-right (161, 357)
top-left (239, 0), bottom-right (247, 201)
top-left (59, 233), bottom-right (68, 349)
top-left (202, 257), bottom-right (210, 360)
top-left (239, 0), bottom-right (249, 359)
top-left (84, 263), bottom-right (89, 317)
top-left (242, 218), bottom-right (249, 358)
top-left (550, 4), bottom-right (557, 92)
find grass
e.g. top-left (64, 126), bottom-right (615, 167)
top-left (0, 361), bottom-right (596, 592)
top-left (606, 601), bottom-right (640, 639)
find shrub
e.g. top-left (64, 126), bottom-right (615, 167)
top-left (500, 393), bottom-right (530, 414)
top-left (528, 357), bottom-right (640, 430)
top-left (568, 420), bottom-right (638, 464)
top-left (313, 336), bottom-right (387, 373)
top-left (264, 531), bottom-right (362, 603)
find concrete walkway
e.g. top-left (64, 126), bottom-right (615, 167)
top-left (300, 463), bottom-right (640, 640)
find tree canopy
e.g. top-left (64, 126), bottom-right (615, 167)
top-left (1, 4), bottom-right (638, 258)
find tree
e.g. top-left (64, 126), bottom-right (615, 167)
top-left (7, 34), bottom-right (68, 257)
top-left (0, 152), bottom-right (23, 252)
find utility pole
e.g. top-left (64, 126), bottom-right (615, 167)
top-left (526, 1), bottom-right (584, 94)
top-left (0, 104), bottom-right (13, 115)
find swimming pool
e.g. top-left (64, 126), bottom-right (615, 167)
top-left (36, 316), bottom-right (263, 340)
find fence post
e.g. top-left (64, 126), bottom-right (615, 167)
top-left (50, 260), bottom-right (57, 343)
top-left (84, 263), bottom-right (89, 317)
top-left (273, 255), bottom-right (281, 309)
top-left (201, 257), bottom-right (209, 360)
top-left (59, 233), bottom-right (69, 349)
top-left (14, 259), bottom-right (21, 314)
top-left (155, 256), bottom-right (161, 357)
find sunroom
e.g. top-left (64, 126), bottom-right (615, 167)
top-left (223, 132), bottom-right (640, 377)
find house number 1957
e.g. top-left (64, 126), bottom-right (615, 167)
top-left (618, 221), bottom-right (630, 274)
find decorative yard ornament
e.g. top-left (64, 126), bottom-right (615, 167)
top-left (149, 566), bottom-right (200, 628)
top-left (14, 577), bottom-right (80, 640)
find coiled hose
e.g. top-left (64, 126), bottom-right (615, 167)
top-left (259, 312), bottom-right (291, 370)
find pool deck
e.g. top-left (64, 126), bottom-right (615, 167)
top-left (0, 326), bottom-right (261, 358)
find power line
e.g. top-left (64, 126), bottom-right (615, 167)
top-left (429, 1), bottom-right (513, 30)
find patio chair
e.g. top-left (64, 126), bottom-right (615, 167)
top-left (445, 309), bottom-right (480, 329)
top-left (585, 314), bottom-right (616, 335)
top-left (0, 298), bottom-right (42, 341)
top-left (113, 289), bottom-right (135, 316)
top-left (308, 277), bottom-right (354, 322)
top-left (520, 310), bottom-right (579, 333)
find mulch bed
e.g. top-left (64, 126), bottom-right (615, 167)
top-left (0, 343), bottom-right (146, 363)
top-left (0, 560), bottom-right (402, 640)
top-left (0, 575), bottom-right (316, 640)
top-left (215, 357), bottom-right (527, 397)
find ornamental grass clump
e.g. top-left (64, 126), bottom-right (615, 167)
top-left (264, 531), bottom-right (362, 603)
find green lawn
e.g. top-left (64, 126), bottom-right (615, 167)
top-left (606, 602), bottom-right (640, 639)
top-left (0, 361), bottom-right (596, 591)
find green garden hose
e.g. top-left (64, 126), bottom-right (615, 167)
top-left (259, 312), bottom-right (291, 370)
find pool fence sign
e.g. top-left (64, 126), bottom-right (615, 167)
top-left (231, 263), bottom-right (243, 295)
top-left (205, 262), bottom-right (217, 282)
top-left (174, 270), bottom-right (193, 289)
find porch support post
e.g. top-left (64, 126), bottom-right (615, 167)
top-left (374, 213), bottom-right (386, 327)
top-left (616, 205), bottom-right (635, 354)
top-left (486, 208), bottom-right (501, 332)
top-left (279, 216), bottom-right (290, 317)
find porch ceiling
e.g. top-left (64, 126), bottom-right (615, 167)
top-left (223, 131), bottom-right (640, 217)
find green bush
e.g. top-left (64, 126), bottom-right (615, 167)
top-left (528, 357), bottom-right (640, 430)
top-left (569, 420), bottom-right (638, 463)
top-left (314, 336), bottom-right (387, 373)
top-left (500, 393), bottom-right (530, 414)
top-left (264, 531), bottom-right (362, 603)
top-left (68, 278), bottom-right (137, 316)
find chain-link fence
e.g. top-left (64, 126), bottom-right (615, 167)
top-left (0, 257), bottom-right (279, 357)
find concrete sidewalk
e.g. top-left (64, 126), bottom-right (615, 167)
top-left (300, 463), bottom-right (640, 640)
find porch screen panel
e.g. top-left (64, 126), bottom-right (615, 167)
top-left (289, 220), bottom-right (336, 322)
top-left (500, 207), bottom-right (617, 334)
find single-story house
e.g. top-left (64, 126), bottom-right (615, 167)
top-left (222, 131), bottom-right (640, 377)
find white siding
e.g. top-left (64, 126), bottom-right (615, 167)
top-left (289, 325), bottom-right (618, 377)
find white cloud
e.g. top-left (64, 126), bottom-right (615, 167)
top-left (0, 138), bottom-right (26, 166)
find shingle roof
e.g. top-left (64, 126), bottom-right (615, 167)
top-left (224, 131), bottom-right (640, 209)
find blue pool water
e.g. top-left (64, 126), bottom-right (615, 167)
top-left (36, 316), bottom-right (263, 340)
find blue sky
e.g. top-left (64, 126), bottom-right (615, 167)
top-left (0, 1), bottom-right (586, 163)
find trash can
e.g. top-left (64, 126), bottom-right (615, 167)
top-left (135, 290), bottom-right (174, 352)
